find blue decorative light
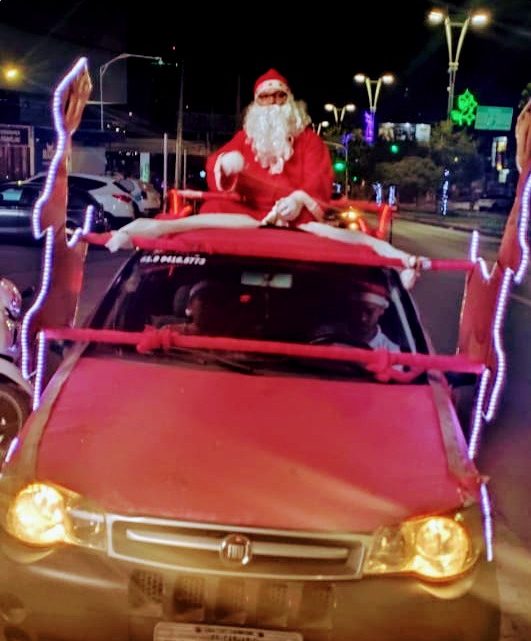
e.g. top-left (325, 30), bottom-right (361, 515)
top-left (372, 182), bottom-right (383, 206)
top-left (364, 110), bottom-right (375, 144)
top-left (440, 168), bottom-right (450, 216)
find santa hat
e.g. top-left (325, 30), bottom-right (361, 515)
top-left (254, 69), bottom-right (291, 99)
top-left (349, 281), bottom-right (390, 308)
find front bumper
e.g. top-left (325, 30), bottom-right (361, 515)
top-left (0, 539), bottom-right (500, 641)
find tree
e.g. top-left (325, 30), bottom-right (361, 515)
top-left (375, 156), bottom-right (441, 204)
top-left (428, 121), bottom-right (483, 194)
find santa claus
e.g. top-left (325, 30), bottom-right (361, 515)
top-left (200, 69), bottom-right (333, 225)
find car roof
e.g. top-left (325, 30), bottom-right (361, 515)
top-left (134, 226), bottom-right (406, 269)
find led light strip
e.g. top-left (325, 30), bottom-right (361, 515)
top-left (21, 228), bottom-right (54, 381)
top-left (484, 268), bottom-right (513, 422)
top-left (20, 57), bottom-right (91, 408)
top-left (3, 436), bottom-right (19, 467)
top-left (468, 230), bottom-right (493, 281)
top-left (468, 369), bottom-right (490, 460)
top-left (480, 483), bottom-right (494, 562)
top-left (66, 204), bottom-right (94, 248)
top-left (514, 173), bottom-right (530, 284)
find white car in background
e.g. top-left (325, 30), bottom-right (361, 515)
top-left (115, 177), bottom-right (162, 216)
top-left (26, 173), bottom-right (137, 228)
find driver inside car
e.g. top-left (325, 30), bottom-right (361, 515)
top-left (311, 280), bottom-right (400, 352)
top-left (348, 281), bottom-right (400, 351)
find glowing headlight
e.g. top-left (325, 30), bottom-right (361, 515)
top-left (6, 483), bottom-right (106, 549)
top-left (364, 515), bottom-right (478, 580)
top-left (340, 209), bottom-right (360, 222)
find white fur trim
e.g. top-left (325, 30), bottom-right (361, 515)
top-left (299, 222), bottom-right (412, 263)
top-left (213, 155), bottom-right (224, 191)
top-left (352, 291), bottom-right (389, 308)
top-left (105, 215), bottom-right (259, 252)
top-left (255, 79), bottom-right (290, 98)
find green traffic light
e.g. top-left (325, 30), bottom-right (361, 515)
top-left (333, 160), bottom-right (346, 172)
top-left (390, 143), bottom-right (400, 154)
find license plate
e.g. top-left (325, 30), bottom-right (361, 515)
top-left (154, 622), bottom-right (303, 641)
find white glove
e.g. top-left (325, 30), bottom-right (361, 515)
top-left (262, 190), bottom-right (323, 226)
top-left (274, 193), bottom-right (303, 221)
top-left (219, 151), bottom-right (244, 176)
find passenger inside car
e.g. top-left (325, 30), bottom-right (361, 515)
top-left (169, 279), bottom-right (267, 338)
top-left (174, 280), bottom-right (235, 336)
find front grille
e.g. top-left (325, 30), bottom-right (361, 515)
top-left (129, 571), bottom-right (335, 631)
top-left (129, 569), bottom-right (164, 607)
top-left (173, 576), bottom-right (205, 614)
top-left (109, 515), bottom-right (366, 580)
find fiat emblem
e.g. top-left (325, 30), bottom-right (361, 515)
top-left (220, 533), bottom-right (253, 565)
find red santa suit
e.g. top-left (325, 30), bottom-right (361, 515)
top-left (200, 69), bottom-right (333, 225)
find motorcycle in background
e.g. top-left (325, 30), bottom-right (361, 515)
top-left (0, 278), bottom-right (32, 463)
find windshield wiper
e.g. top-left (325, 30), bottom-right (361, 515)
top-left (165, 346), bottom-right (258, 375)
top-left (238, 352), bottom-right (375, 380)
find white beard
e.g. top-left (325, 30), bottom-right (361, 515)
top-left (244, 99), bottom-right (311, 174)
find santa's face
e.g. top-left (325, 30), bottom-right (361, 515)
top-left (243, 98), bottom-right (309, 174)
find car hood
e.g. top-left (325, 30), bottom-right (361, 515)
top-left (34, 356), bottom-right (478, 532)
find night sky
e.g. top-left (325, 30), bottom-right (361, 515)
top-left (1, 0), bottom-right (529, 126)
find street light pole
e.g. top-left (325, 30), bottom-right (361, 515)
top-left (323, 103), bottom-right (355, 195)
top-left (316, 120), bottom-right (330, 135)
top-left (428, 8), bottom-right (489, 119)
top-left (324, 102), bottom-right (356, 125)
top-left (353, 73), bottom-right (394, 115)
top-left (354, 73), bottom-right (394, 144)
top-left (99, 53), bottom-right (162, 131)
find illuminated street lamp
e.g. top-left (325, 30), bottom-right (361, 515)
top-left (428, 8), bottom-right (490, 119)
top-left (354, 73), bottom-right (394, 144)
top-left (3, 66), bottom-right (21, 83)
top-left (316, 120), bottom-right (330, 135)
top-left (322, 104), bottom-right (355, 194)
top-left (353, 73), bottom-right (394, 115)
top-left (324, 102), bottom-right (356, 125)
top-left (99, 53), bottom-right (163, 131)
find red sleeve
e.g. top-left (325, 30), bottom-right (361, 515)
top-left (205, 130), bottom-right (247, 192)
top-left (298, 129), bottom-right (334, 211)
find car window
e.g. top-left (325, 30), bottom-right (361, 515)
top-left (68, 176), bottom-right (107, 191)
top-left (67, 189), bottom-right (92, 209)
top-left (0, 185), bottom-right (37, 207)
top-left (116, 178), bottom-right (137, 193)
top-left (92, 253), bottom-right (425, 375)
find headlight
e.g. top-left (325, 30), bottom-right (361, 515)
top-left (364, 514), bottom-right (478, 581)
top-left (6, 482), bottom-right (106, 549)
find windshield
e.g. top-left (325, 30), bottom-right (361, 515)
top-left (91, 251), bottom-right (427, 377)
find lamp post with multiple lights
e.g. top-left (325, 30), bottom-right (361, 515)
top-left (322, 103), bottom-right (356, 194)
top-left (353, 73), bottom-right (394, 144)
top-left (427, 8), bottom-right (489, 119)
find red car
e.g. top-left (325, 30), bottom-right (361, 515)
top-left (0, 221), bottom-right (502, 641)
top-left (2, 56), bottom-right (529, 641)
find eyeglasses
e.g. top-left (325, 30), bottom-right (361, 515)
top-left (256, 91), bottom-right (288, 105)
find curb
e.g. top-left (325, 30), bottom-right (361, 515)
top-left (395, 214), bottom-right (503, 239)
